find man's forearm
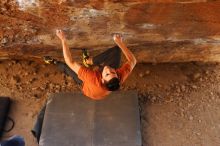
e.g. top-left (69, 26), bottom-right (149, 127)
top-left (116, 41), bottom-right (136, 64)
top-left (61, 39), bottom-right (73, 65)
top-left (56, 29), bottom-right (81, 74)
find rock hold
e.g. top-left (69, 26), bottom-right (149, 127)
top-left (193, 73), bottom-right (201, 80)
top-left (211, 95), bottom-right (215, 100)
top-left (1, 37), bottom-right (8, 45)
top-left (49, 83), bottom-right (54, 89)
top-left (29, 77), bottom-right (37, 83)
top-left (196, 132), bottom-right (201, 136)
top-left (189, 115), bottom-right (194, 121)
top-left (151, 96), bottom-right (157, 102)
top-left (199, 78), bottom-right (203, 82)
top-left (139, 73), bottom-right (144, 78)
top-left (176, 87), bottom-right (181, 93)
top-left (205, 71), bottom-right (210, 75)
top-left (145, 70), bottom-right (150, 75)
top-left (157, 84), bottom-right (162, 88)
top-left (55, 85), bottom-right (60, 89)
top-left (10, 75), bottom-right (21, 85)
top-left (191, 85), bottom-right (198, 89)
top-left (178, 102), bottom-right (183, 107)
top-left (24, 72), bottom-right (29, 76)
top-left (180, 85), bottom-right (186, 92)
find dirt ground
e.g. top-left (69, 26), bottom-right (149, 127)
top-left (1, 60), bottom-right (220, 146)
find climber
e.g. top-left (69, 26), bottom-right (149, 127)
top-left (44, 29), bottom-right (136, 100)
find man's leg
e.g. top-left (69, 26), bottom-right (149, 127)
top-left (92, 46), bottom-right (121, 69)
top-left (1, 135), bottom-right (25, 146)
top-left (56, 61), bottom-right (83, 85)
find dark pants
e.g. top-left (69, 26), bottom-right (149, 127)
top-left (57, 46), bottom-right (121, 86)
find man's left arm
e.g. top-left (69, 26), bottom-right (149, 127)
top-left (113, 34), bottom-right (137, 71)
top-left (56, 29), bottom-right (81, 74)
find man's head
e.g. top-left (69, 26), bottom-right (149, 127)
top-left (101, 66), bottom-right (120, 91)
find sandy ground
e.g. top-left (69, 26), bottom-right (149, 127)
top-left (1, 60), bottom-right (220, 146)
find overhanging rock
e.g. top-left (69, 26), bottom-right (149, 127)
top-left (0, 1), bottom-right (220, 62)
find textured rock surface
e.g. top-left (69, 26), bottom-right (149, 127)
top-left (0, 0), bottom-right (220, 62)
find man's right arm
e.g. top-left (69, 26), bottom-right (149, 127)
top-left (113, 34), bottom-right (137, 70)
top-left (56, 29), bottom-right (81, 74)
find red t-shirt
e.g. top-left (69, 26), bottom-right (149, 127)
top-left (78, 63), bottom-right (131, 100)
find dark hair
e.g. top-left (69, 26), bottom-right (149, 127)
top-left (105, 77), bottom-right (120, 91)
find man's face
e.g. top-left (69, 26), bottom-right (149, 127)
top-left (102, 66), bottom-right (118, 82)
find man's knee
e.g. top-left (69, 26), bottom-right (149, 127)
top-left (1, 135), bottom-right (25, 146)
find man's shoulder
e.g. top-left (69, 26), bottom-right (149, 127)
top-left (79, 66), bottom-right (95, 74)
top-left (116, 62), bottom-right (133, 83)
top-left (78, 66), bottom-right (101, 81)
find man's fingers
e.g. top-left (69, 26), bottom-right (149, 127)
top-left (56, 30), bottom-right (60, 36)
top-left (56, 29), bottom-right (62, 34)
top-left (118, 34), bottom-right (122, 38)
top-left (113, 34), bottom-right (123, 43)
top-left (113, 34), bottom-right (117, 40)
top-left (115, 34), bottom-right (120, 37)
top-left (113, 33), bottom-right (122, 39)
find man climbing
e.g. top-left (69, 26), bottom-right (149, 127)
top-left (44, 30), bottom-right (136, 100)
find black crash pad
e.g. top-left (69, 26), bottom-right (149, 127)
top-left (39, 91), bottom-right (141, 146)
top-left (0, 97), bottom-right (11, 138)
